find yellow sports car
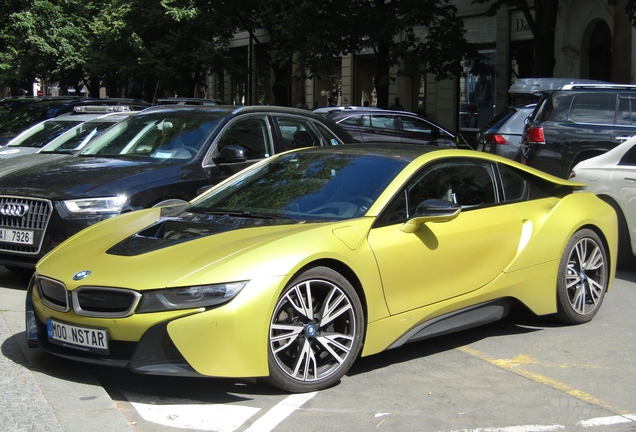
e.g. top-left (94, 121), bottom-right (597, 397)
top-left (26, 145), bottom-right (617, 393)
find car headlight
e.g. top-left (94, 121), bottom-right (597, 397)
top-left (136, 282), bottom-right (247, 313)
top-left (62, 196), bottom-right (128, 214)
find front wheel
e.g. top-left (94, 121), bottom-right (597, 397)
top-left (267, 267), bottom-right (365, 393)
top-left (556, 229), bottom-right (608, 324)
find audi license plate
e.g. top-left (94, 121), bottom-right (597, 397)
top-left (0, 228), bottom-right (33, 245)
top-left (47, 318), bottom-right (109, 354)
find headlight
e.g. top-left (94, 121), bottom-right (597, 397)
top-left (136, 282), bottom-right (247, 313)
top-left (62, 196), bottom-right (128, 214)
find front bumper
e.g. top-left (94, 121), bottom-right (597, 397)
top-left (26, 275), bottom-right (282, 378)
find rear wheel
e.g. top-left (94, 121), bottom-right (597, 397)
top-left (267, 267), bottom-right (364, 393)
top-left (556, 229), bottom-right (608, 324)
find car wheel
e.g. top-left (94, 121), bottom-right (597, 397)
top-left (556, 229), bottom-right (608, 324)
top-left (267, 266), bottom-right (365, 392)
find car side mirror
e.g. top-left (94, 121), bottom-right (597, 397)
top-left (214, 145), bottom-right (247, 164)
top-left (400, 199), bottom-right (461, 233)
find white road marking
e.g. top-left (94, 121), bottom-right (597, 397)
top-left (244, 392), bottom-right (317, 432)
top-left (445, 413), bottom-right (636, 432)
top-left (128, 398), bottom-right (259, 432)
top-left (448, 426), bottom-right (564, 432)
top-left (578, 413), bottom-right (636, 427)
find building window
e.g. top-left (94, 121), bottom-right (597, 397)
top-left (459, 49), bottom-right (496, 131)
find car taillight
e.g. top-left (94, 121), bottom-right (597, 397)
top-left (484, 133), bottom-right (508, 145)
top-left (524, 126), bottom-right (545, 144)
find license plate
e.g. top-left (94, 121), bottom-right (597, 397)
top-left (0, 227), bottom-right (34, 245)
top-left (47, 318), bottom-right (109, 354)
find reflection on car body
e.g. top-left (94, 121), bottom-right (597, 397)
top-left (26, 145), bottom-right (617, 393)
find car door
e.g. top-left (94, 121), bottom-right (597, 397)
top-left (612, 95), bottom-right (636, 146)
top-left (367, 159), bottom-right (522, 315)
top-left (204, 114), bottom-right (274, 178)
top-left (613, 142), bottom-right (636, 248)
top-left (398, 115), bottom-right (456, 148)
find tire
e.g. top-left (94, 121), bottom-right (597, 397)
top-left (556, 229), bottom-right (608, 324)
top-left (267, 266), bottom-right (365, 392)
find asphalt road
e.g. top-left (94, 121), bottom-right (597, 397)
top-left (2, 267), bottom-right (636, 432)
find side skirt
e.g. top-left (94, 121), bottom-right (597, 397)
top-left (388, 299), bottom-right (513, 350)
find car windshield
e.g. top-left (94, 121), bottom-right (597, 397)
top-left (40, 119), bottom-right (120, 154)
top-left (79, 111), bottom-right (223, 161)
top-left (7, 119), bottom-right (84, 148)
top-left (0, 103), bottom-right (68, 134)
top-left (189, 150), bottom-right (407, 221)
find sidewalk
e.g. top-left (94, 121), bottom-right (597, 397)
top-left (0, 268), bottom-right (134, 432)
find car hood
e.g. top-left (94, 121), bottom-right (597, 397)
top-left (37, 207), bottom-right (375, 290)
top-left (0, 156), bottom-right (185, 199)
top-left (0, 153), bottom-right (69, 178)
top-left (0, 146), bottom-right (39, 160)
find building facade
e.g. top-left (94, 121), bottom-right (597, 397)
top-left (210, 0), bottom-right (636, 141)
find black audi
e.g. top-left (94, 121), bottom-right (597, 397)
top-left (0, 105), bottom-right (354, 273)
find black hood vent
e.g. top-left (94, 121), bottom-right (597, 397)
top-left (106, 212), bottom-right (296, 256)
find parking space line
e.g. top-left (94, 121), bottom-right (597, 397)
top-left (457, 347), bottom-right (628, 415)
top-left (244, 392), bottom-right (317, 432)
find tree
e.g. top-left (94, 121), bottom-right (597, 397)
top-left (472, 0), bottom-right (559, 78)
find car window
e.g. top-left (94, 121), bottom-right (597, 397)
top-left (80, 111), bottom-right (221, 160)
top-left (275, 117), bottom-right (323, 150)
top-left (370, 115), bottom-right (397, 130)
top-left (619, 142), bottom-right (636, 165)
top-left (314, 122), bottom-right (342, 145)
top-left (498, 164), bottom-right (527, 202)
top-left (499, 108), bottom-right (533, 133)
top-left (378, 159), bottom-right (498, 225)
top-left (216, 115), bottom-right (273, 160)
top-left (8, 120), bottom-right (84, 148)
top-left (401, 116), bottom-right (449, 137)
top-left (570, 94), bottom-right (615, 124)
top-left (616, 96), bottom-right (636, 126)
top-left (339, 115), bottom-right (369, 127)
top-left (41, 120), bottom-right (117, 154)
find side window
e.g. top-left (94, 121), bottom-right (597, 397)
top-left (498, 164), bottom-right (527, 202)
top-left (619, 143), bottom-right (636, 165)
top-left (616, 96), bottom-right (636, 126)
top-left (570, 94), bottom-right (615, 125)
top-left (401, 117), bottom-right (449, 137)
top-left (378, 160), bottom-right (498, 225)
top-left (275, 117), bottom-right (322, 150)
top-left (215, 116), bottom-right (272, 160)
top-left (370, 115), bottom-right (397, 130)
top-left (340, 115), bottom-right (365, 127)
top-left (314, 123), bottom-right (341, 145)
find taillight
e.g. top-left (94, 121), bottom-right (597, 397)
top-left (484, 133), bottom-right (508, 145)
top-left (524, 126), bottom-right (545, 144)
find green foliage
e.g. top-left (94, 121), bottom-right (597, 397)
top-left (1, 0), bottom-right (487, 103)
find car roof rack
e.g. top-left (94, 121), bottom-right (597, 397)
top-left (508, 78), bottom-right (611, 96)
top-left (559, 83), bottom-right (636, 90)
top-left (72, 105), bottom-right (134, 114)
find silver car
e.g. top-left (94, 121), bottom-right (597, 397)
top-left (475, 104), bottom-right (535, 160)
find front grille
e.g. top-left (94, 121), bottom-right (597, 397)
top-left (72, 287), bottom-right (141, 318)
top-left (37, 277), bottom-right (69, 312)
top-left (0, 196), bottom-right (52, 254)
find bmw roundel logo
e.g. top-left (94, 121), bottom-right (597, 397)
top-left (73, 270), bottom-right (92, 280)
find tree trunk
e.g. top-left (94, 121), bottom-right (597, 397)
top-left (374, 40), bottom-right (392, 109)
top-left (271, 61), bottom-right (291, 106)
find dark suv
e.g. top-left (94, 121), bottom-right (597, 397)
top-left (521, 83), bottom-right (636, 178)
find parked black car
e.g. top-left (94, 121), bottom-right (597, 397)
top-left (0, 97), bottom-right (39, 123)
top-left (0, 105), bottom-right (355, 272)
top-left (0, 97), bottom-right (150, 146)
top-left (329, 109), bottom-right (467, 149)
top-left (521, 83), bottom-right (636, 178)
